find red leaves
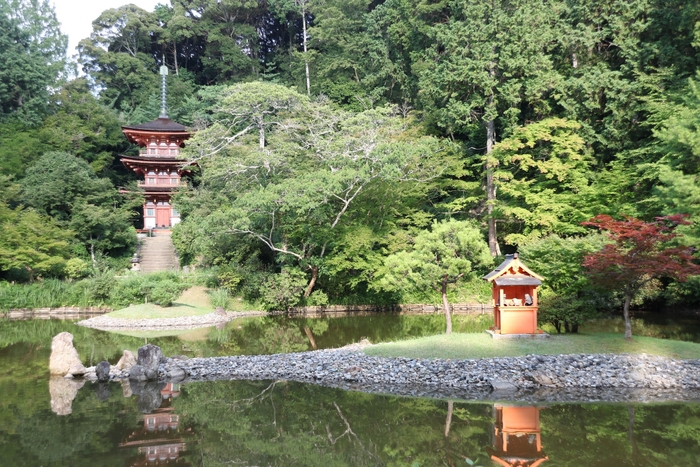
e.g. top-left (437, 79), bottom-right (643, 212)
top-left (582, 214), bottom-right (700, 289)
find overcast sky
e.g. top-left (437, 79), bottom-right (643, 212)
top-left (51, 0), bottom-right (164, 57)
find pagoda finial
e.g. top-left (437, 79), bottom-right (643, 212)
top-left (159, 55), bottom-right (169, 118)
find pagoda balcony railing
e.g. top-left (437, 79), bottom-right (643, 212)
top-left (138, 180), bottom-right (187, 188)
top-left (140, 148), bottom-right (181, 157)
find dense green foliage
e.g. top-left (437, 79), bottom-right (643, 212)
top-left (1, 0), bottom-right (699, 314)
top-left (0, 272), bottom-right (193, 310)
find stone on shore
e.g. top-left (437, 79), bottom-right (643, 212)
top-left (137, 344), bottom-right (163, 380)
top-left (49, 332), bottom-right (85, 376)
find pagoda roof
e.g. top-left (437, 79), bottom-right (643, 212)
top-left (121, 155), bottom-right (186, 163)
top-left (122, 117), bottom-right (188, 133)
top-left (483, 253), bottom-right (544, 284)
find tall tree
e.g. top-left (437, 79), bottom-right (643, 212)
top-left (491, 118), bottom-right (594, 245)
top-left (0, 0), bottom-right (67, 124)
top-left (20, 152), bottom-right (136, 261)
top-left (78, 4), bottom-right (162, 112)
top-left (417, 0), bottom-right (561, 256)
top-left (582, 214), bottom-right (700, 339)
top-left (181, 82), bottom-right (446, 298)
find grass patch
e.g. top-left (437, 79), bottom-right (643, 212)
top-left (107, 302), bottom-right (213, 319)
top-left (108, 285), bottom-right (214, 319)
top-left (364, 332), bottom-right (700, 360)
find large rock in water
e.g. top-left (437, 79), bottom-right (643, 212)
top-left (129, 344), bottom-right (163, 381)
top-left (49, 332), bottom-right (85, 376)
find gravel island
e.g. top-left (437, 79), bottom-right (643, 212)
top-left (155, 347), bottom-right (700, 403)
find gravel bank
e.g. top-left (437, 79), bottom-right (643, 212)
top-left (76, 312), bottom-right (238, 330)
top-left (154, 347), bottom-right (700, 402)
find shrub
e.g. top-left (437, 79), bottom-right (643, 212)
top-left (306, 290), bottom-right (329, 307)
top-left (64, 258), bottom-right (89, 280)
top-left (217, 264), bottom-right (245, 293)
top-left (149, 280), bottom-right (186, 307)
top-left (209, 288), bottom-right (231, 310)
top-left (259, 268), bottom-right (307, 311)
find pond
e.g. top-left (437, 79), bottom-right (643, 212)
top-left (1, 312), bottom-right (700, 466)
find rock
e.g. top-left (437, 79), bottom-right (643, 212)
top-left (49, 332), bottom-right (85, 376)
top-left (130, 381), bottom-right (165, 413)
top-left (49, 376), bottom-right (85, 415)
top-left (215, 306), bottom-right (227, 316)
top-left (120, 379), bottom-right (133, 398)
top-left (530, 372), bottom-right (556, 387)
top-left (115, 350), bottom-right (137, 371)
top-left (94, 383), bottom-right (111, 401)
top-left (67, 364), bottom-right (86, 377)
top-left (167, 367), bottom-right (186, 382)
top-left (96, 360), bottom-right (111, 382)
top-left (137, 344), bottom-right (163, 380)
top-left (489, 379), bottom-right (518, 392)
top-left (129, 365), bottom-right (148, 382)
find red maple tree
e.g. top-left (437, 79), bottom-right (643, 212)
top-left (582, 214), bottom-right (700, 339)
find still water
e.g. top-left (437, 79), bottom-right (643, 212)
top-left (1, 313), bottom-right (700, 466)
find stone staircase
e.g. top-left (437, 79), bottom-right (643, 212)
top-left (138, 230), bottom-right (179, 273)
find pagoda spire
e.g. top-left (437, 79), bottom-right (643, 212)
top-left (159, 55), bottom-right (168, 118)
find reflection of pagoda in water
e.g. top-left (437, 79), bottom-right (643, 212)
top-left (121, 383), bottom-right (192, 466)
top-left (488, 405), bottom-right (548, 467)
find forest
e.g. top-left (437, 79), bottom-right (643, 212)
top-left (1, 0), bottom-right (699, 317)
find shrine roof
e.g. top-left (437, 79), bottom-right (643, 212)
top-left (494, 275), bottom-right (542, 286)
top-left (122, 117), bottom-right (188, 133)
top-left (483, 253), bottom-right (545, 283)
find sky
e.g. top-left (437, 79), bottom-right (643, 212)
top-left (51, 0), bottom-right (164, 57)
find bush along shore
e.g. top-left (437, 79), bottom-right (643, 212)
top-left (153, 347), bottom-right (700, 403)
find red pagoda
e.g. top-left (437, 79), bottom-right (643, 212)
top-left (120, 63), bottom-right (192, 229)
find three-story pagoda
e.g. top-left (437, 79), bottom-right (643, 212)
top-left (120, 62), bottom-right (192, 229)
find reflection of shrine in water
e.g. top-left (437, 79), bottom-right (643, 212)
top-left (488, 405), bottom-right (548, 467)
top-left (120, 383), bottom-right (193, 466)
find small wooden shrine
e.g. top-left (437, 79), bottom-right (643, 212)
top-left (483, 253), bottom-right (544, 335)
top-left (488, 405), bottom-right (548, 467)
top-left (120, 63), bottom-right (192, 229)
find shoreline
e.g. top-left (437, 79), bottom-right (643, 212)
top-left (76, 310), bottom-right (268, 330)
top-left (150, 347), bottom-right (700, 403)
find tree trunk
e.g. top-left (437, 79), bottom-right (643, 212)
top-left (553, 320), bottom-right (561, 333)
top-left (628, 406), bottom-right (641, 465)
top-left (302, 6), bottom-right (311, 96)
top-left (304, 265), bottom-right (318, 298)
top-left (564, 321), bottom-right (571, 333)
top-left (444, 400), bottom-right (453, 438)
top-left (623, 283), bottom-right (633, 340)
top-left (571, 323), bottom-right (579, 333)
top-left (304, 326), bottom-right (318, 349)
top-left (485, 117), bottom-right (500, 257)
top-left (259, 126), bottom-right (265, 149)
top-left (173, 41), bottom-right (179, 75)
top-left (90, 239), bottom-right (96, 266)
top-left (442, 277), bottom-right (452, 335)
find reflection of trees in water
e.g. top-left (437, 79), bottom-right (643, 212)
top-left (174, 380), bottom-right (494, 466)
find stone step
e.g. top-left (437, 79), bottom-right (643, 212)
top-left (137, 232), bottom-right (179, 273)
